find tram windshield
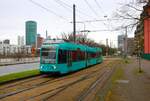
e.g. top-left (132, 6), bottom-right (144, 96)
top-left (41, 48), bottom-right (56, 64)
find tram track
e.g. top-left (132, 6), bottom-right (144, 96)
top-left (0, 60), bottom-right (114, 101)
top-left (0, 61), bottom-right (109, 89)
top-left (0, 74), bottom-right (49, 90)
top-left (77, 68), bottom-right (114, 101)
top-left (22, 67), bottom-right (108, 101)
top-left (42, 70), bottom-right (109, 101)
top-left (40, 60), bottom-right (117, 101)
top-left (25, 61), bottom-right (114, 101)
top-left (0, 66), bottom-right (106, 100)
top-left (0, 76), bottom-right (54, 99)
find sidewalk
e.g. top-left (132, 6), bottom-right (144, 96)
top-left (109, 58), bottom-right (150, 101)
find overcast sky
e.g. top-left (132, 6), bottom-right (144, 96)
top-left (0, 0), bottom-right (139, 46)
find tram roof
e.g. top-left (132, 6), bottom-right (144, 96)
top-left (42, 39), bottom-right (102, 52)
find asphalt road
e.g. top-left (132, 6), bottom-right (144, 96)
top-left (0, 63), bottom-right (39, 76)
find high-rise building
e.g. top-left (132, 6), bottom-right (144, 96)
top-left (25, 21), bottom-right (37, 46)
top-left (118, 34), bottom-right (125, 52)
top-left (18, 36), bottom-right (24, 46)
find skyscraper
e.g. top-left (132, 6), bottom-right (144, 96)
top-left (25, 21), bottom-right (37, 46)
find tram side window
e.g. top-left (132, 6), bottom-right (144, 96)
top-left (72, 50), bottom-right (85, 62)
top-left (80, 51), bottom-right (85, 60)
top-left (58, 49), bottom-right (67, 64)
top-left (87, 52), bottom-right (96, 59)
top-left (91, 53), bottom-right (96, 58)
top-left (77, 51), bottom-right (85, 61)
top-left (72, 51), bottom-right (77, 62)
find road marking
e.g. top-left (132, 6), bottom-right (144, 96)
top-left (116, 80), bottom-right (129, 84)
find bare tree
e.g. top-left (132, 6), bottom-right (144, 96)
top-left (112, 0), bottom-right (147, 30)
top-left (59, 32), bottom-right (100, 47)
top-left (113, 1), bottom-right (150, 55)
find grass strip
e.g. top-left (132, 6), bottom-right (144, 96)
top-left (111, 66), bottom-right (124, 84)
top-left (94, 60), bottom-right (124, 101)
top-left (104, 62), bottom-right (124, 101)
top-left (0, 69), bottom-right (40, 84)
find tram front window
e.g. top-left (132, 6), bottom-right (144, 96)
top-left (41, 48), bottom-right (56, 64)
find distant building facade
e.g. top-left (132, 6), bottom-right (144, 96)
top-left (25, 21), bottom-right (37, 46)
top-left (36, 34), bottom-right (44, 49)
top-left (0, 44), bottom-right (32, 56)
top-left (18, 36), bottom-right (24, 46)
top-left (118, 34), bottom-right (125, 53)
top-left (127, 38), bottom-right (135, 55)
top-left (134, 1), bottom-right (150, 60)
top-left (3, 39), bottom-right (10, 44)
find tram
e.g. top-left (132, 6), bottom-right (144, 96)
top-left (39, 39), bottom-right (103, 74)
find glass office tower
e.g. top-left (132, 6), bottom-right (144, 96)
top-left (25, 21), bottom-right (37, 46)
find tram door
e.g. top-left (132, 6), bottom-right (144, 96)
top-left (67, 51), bottom-right (72, 67)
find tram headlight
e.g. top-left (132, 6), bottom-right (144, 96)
top-left (52, 65), bottom-right (56, 69)
top-left (40, 66), bottom-right (43, 69)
